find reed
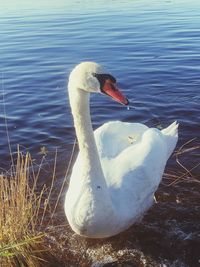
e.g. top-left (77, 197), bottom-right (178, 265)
top-left (164, 138), bottom-right (200, 186)
top-left (0, 148), bottom-right (57, 267)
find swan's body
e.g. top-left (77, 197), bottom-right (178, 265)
top-left (65, 62), bottom-right (178, 238)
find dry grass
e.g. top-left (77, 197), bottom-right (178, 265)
top-left (0, 148), bottom-right (63, 267)
top-left (163, 138), bottom-right (200, 186)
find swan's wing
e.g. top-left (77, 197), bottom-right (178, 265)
top-left (94, 121), bottom-right (149, 159)
top-left (106, 128), bottom-right (168, 185)
top-left (103, 127), bottom-right (170, 220)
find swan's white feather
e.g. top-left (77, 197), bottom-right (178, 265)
top-left (64, 62), bottom-right (179, 238)
top-left (94, 121), bottom-right (177, 219)
top-left (66, 120), bottom-right (178, 237)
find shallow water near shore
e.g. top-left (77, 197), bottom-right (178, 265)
top-left (0, 0), bottom-right (200, 266)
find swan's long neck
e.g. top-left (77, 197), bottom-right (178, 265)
top-left (69, 86), bottom-right (105, 186)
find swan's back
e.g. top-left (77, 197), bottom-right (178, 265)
top-left (94, 121), bottom-right (148, 158)
top-left (94, 121), bottom-right (178, 223)
top-left (95, 120), bottom-right (178, 161)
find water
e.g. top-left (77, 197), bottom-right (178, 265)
top-left (0, 1), bottom-right (200, 266)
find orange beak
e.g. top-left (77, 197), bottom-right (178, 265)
top-left (102, 80), bottom-right (129, 106)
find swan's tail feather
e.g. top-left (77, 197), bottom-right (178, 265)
top-left (161, 121), bottom-right (179, 159)
top-left (161, 121), bottom-right (178, 136)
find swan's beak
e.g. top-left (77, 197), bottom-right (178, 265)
top-left (102, 81), bottom-right (129, 106)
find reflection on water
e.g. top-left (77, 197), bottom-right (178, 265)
top-left (0, 1), bottom-right (200, 266)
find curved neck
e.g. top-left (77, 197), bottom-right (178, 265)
top-left (69, 87), bottom-right (104, 183)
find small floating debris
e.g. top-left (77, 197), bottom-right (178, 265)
top-left (38, 146), bottom-right (48, 156)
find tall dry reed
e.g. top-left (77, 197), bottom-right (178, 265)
top-left (0, 148), bottom-right (60, 267)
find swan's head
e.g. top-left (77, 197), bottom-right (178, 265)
top-left (68, 62), bottom-right (129, 105)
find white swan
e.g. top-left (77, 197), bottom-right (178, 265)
top-left (64, 62), bottom-right (178, 238)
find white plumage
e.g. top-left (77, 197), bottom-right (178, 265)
top-left (65, 62), bottom-right (178, 238)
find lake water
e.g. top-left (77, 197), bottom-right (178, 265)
top-left (0, 1), bottom-right (200, 266)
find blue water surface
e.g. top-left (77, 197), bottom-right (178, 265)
top-left (0, 0), bottom-right (199, 173)
top-left (1, 2), bottom-right (200, 266)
